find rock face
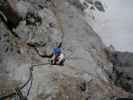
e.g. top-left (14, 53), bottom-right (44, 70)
top-left (0, 0), bottom-right (132, 100)
top-left (108, 51), bottom-right (133, 93)
top-left (0, 0), bottom-right (21, 28)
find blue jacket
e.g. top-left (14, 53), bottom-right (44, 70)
top-left (52, 48), bottom-right (62, 56)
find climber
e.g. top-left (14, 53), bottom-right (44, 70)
top-left (50, 47), bottom-right (65, 65)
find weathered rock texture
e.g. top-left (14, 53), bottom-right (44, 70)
top-left (107, 51), bottom-right (133, 94)
top-left (0, 0), bottom-right (132, 100)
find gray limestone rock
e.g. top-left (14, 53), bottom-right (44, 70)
top-left (0, 0), bottom-right (131, 100)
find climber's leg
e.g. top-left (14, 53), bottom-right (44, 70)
top-left (58, 58), bottom-right (65, 65)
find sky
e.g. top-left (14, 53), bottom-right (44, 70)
top-left (87, 0), bottom-right (133, 52)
